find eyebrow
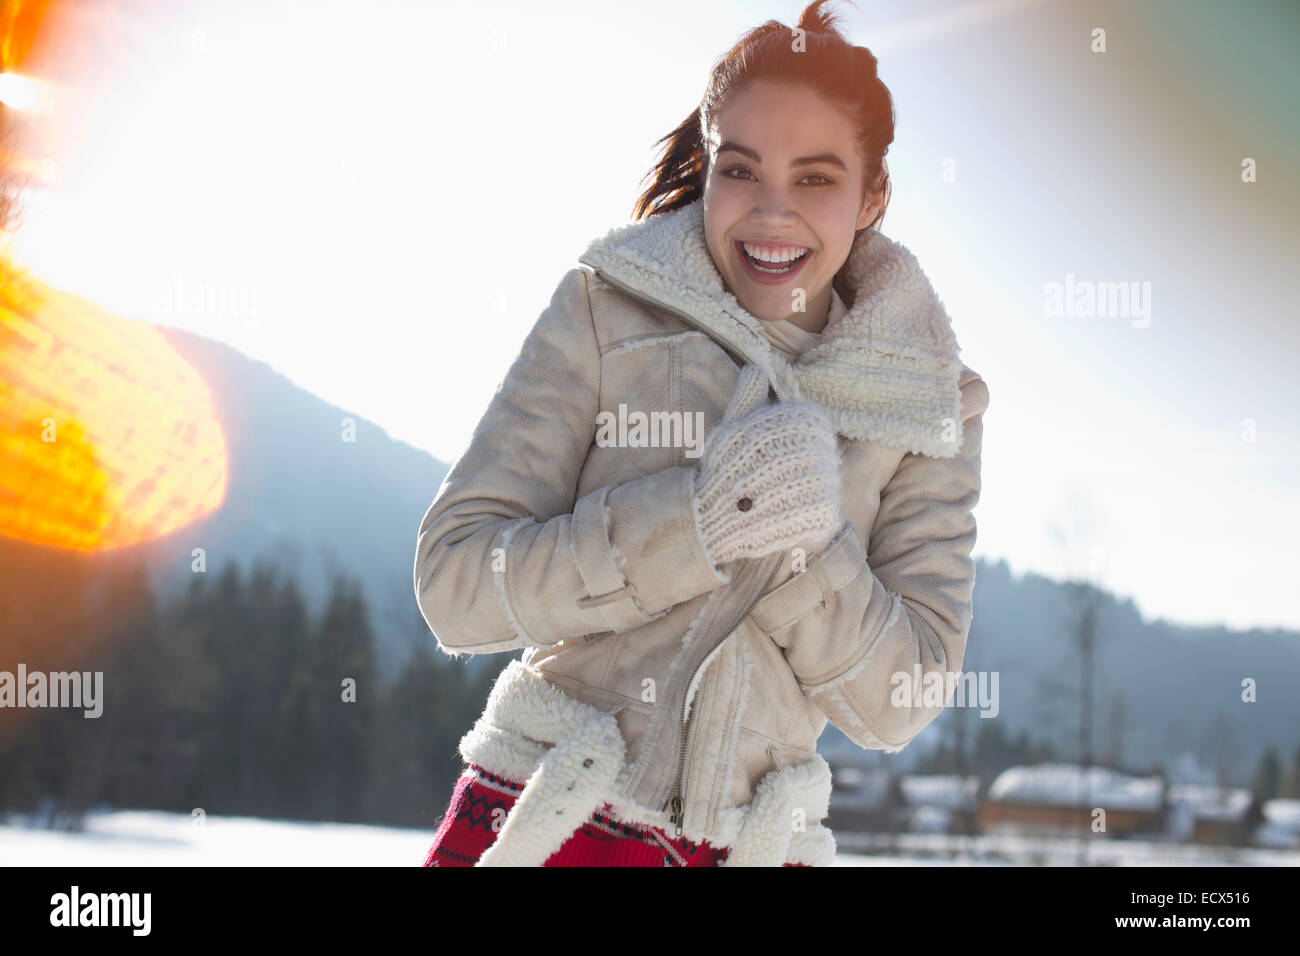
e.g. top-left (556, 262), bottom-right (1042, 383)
top-left (716, 141), bottom-right (848, 171)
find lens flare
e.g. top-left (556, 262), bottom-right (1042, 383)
top-left (0, 71), bottom-right (43, 110)
top-left (0, 261), bottom-right (228, 552)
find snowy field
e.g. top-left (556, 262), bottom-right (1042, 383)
top-left (1, 811), bottom-right (1296, 866)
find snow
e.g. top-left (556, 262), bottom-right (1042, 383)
top-left (0, 810), bottom-right (433, 867)
top-left (1167, 784), bottom-right (1252, 821)
top-left (4, 808), bottom-right (1299, 867)
top-left (0, 809), bottom-right (928, 866)
top-left (1254, 799), bottom-right (1300, 849)
top-left (835, 831), bottom-right (1300, 867)
top-left (986, 763), bottom-right (1163, 811)
top-left (1262, 798), bottom-right (1300, 827)
top-left (1254, 824), bottom-right (1300, 850)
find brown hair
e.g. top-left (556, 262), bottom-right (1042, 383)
top-left (631, 0), bottom-right (894, 230)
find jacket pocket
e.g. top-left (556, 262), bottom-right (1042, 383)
top-left (598, 330), bottom-right (729, 474)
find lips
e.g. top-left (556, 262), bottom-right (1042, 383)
top-left (735, 239), bottom-right (812, 285)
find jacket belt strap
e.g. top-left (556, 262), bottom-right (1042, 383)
top-left (750, 522), bottom-right (866, 635)
top-left (571, 486), bottom-right (650, 633)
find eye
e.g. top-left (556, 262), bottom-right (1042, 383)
top-left (720, 165), bottom-right (834, 186)
top-left (721, 165), bottom-right (755, 181)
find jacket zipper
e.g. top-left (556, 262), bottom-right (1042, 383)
top-left (583, 263), bottom-right (790, 837)
top-left (663, 547), bottom-right (787, 836)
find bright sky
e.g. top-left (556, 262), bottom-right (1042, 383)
top-left (7, 0), bottom-right (1299, 633)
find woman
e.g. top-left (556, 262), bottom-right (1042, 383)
top-left (415, 0), bottom-right (989, 867)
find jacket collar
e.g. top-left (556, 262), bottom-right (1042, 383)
top-left (577, 199), bottom-right (966, 458)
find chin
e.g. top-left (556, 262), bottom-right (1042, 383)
top-left (741, 281), bottom-right (820, 316)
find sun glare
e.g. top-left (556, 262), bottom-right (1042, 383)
top-left (0, 264), bottom-right (230, 552)
top-left (0, 71), bottom-right (42, 110)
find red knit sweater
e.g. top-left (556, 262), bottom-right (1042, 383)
top-left (422, 764), bottom-right (808, 867)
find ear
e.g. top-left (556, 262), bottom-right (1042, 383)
top-left (856, 188), bottom-right (883, 231)
top-left (856, 161), bottom-right (887, 229)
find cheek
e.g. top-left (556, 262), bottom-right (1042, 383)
top-left (803, 187), bottom-right (852, 214)
top-left (703, 190), bottom-right (744, 257)
top-left (704, 176), bottom-right (742, 215)
top-left (804, 196), bottom-right (859, 247)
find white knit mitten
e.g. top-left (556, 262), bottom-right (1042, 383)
top-left (691, 363), bottom-right (843, 568)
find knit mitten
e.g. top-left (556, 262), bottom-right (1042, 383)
top-left (691, 363), bottom-right (843, 568)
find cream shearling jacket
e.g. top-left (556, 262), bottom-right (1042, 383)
top-left (413, 198), bottom-right (989, 866)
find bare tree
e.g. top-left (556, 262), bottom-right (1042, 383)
top-left (1102, 687), bottom-right (1128, 769)
top-left (1206, 710), bottom-right (1237, 789)
top-left (1048, 490), bottom-right (1109, 864)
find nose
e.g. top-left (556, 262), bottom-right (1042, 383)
top-left (748, 185), bottom-right (798, 230)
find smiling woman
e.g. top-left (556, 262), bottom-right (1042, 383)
top-left (633, 5), bottom-right (894, 341)
top-left (415, 0), bottom-right (988, 868)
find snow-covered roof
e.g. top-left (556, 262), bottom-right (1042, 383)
top-left (899, 774), bottom-right (979, 811)
top-left (1167, 784), bottom-right (1253, 821)
top-left (987, 764), bottom-right (1163, 811)
top-left (1254, 799), bottom-right (1300, 848)
top-left (1262, 798), bottom-right (1300, 829)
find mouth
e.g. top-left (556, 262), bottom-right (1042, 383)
top-left (734, 239), bottom-right (811, 284)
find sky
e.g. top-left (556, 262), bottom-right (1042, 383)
top-left (5, 0), bottom-right (1299, 633)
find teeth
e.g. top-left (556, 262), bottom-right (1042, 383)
top-left (742, 241), bottom-right (808, 263)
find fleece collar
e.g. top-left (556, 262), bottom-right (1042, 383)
top-left (577, 199), bottom-right (966, 458)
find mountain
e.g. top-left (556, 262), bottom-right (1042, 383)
top-left (141, 323), bottom-right (451, 684)
top-left (81, 324), bottom-right (1300, 777)
top-left (6, 294), bottom-right (1295, 779)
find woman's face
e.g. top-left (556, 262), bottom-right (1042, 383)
top-left (701, 80), bottom-right (882, 327)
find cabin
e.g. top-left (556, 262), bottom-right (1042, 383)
top-left (978, 763), bottom-right (1164, 837)
top-left (1167, 784), bottom-right (1255, 844)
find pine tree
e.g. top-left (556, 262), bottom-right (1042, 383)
top-left (1280, 745), bottom-right (1300, 800)
top-left (1251, 747), bottom-right (1281, 803)
top-left (304, 572), bottom-right (377, 822)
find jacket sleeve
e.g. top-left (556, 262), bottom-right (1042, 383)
top-left (747, 369), bottom-right (990, 751)
top-left (414, 266), bottom-right (731, 658)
